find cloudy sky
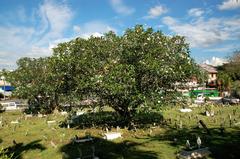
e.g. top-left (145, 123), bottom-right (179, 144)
top-left (0, 0), bottom-right (240, 69)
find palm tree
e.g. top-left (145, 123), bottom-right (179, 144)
top-left (217, 72), bottom-right (232, 96)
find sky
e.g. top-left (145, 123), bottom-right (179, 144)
top-left (0, 0), bottom-right (240, 70)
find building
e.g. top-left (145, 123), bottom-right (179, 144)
top-left (199, 64), bottom-right (218, 87)
top-left (0, 76), bottom-right (13, 98)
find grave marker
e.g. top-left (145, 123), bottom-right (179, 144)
top-left (197, 137), bottom-right (201, 149)
top-left (179, 120), bottom-right (183, 129)
top-left (186, 140), bottom-right (191, 150)
top-left (50, 140), bottom-right (57, 148)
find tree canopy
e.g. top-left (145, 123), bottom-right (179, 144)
top-left (217, 50), bottom-right (240, 97)
top-left (6, 25), bottom-right (200, 121)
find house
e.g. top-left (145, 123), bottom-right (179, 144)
top-left (199, 64), bottom-right (218, 87)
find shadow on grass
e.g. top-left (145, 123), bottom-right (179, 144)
top-left (1, 139), bottom-right (46, 159)
top-left (60, 137), bottom-right (158, 159)
top-left (60, 111), bottom-right (163, 129)
top-left (149, 127), bottom-right (240, 159)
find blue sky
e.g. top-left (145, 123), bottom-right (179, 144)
top-left (0, 0), bottom-right (240, 69)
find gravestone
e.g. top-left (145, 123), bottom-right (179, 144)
top-left (25, 130), bottom-right (29, 136)
top-left (179, 120), bottom-right (183, 129)
top-left (116, 126), bottom-right (120, 132)
top-left (228, 114), bottom-right (232, 120)
top-left (24, 114), bottom-right (33, 120)
top-left (50, 140), bottom-right (57, 148)
top-left (186, 140), bottom-right (191, 150)
top-left (11, 120), bottom-right (19, 124)
top-left (60, 111), bottom-right (68, 116)
top-left (149, 129), bottom-right (153, 136)
top-left (104, 132), bottom-right (122, 140)
top-left (105, 127), bottom-right (109, 133)
top-left (197, 137), bottom-right (201, 149)
top-left (47, 120), bottom-right (56, 127)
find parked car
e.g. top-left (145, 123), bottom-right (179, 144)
top-left (222, 97), bottom-right (240, 105)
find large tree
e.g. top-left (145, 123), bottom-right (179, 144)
top-left (8, 25), bottom-right (200, 120)
top-left (51, 25), bottom-right (199, 121)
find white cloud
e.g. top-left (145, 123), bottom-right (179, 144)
top-left (73, 25), bottom-right (81, 34)
top-left (218, 0), bottom-right (240, 10)
top-left (0, 58), bottom-right (16, 70)
top-left (162, 16), bottom-right (240, 48)
top-left (204, 57), bottom-right (227, 66)
top-left (0, 26), bottom-right (35, 51)
top-left (188, 8), bottom-right (204, 17)
top-left (25, 46), bottom-right (51, 58)
top-left (110, 0), bottom-right (135, 15)
top-left (144, 5), bottom-right (168, 19)
top-left (0, 0), bottom-right (73, 70)
top-left (48, 38), bottom-right (74, 49)
top-left (74, 21), bottom-right (117, 39)
top-left (205, 44), bottom-right (239, 52)
top-left (37, 0), bottom-right (73, 44)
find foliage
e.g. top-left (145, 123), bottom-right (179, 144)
top-left (226, 50), bottom-right (240, 80)
top-left (218, 50), bottom-right (240, 81)
top-left (217, 50), bottom-right (240, 96)
top-left (231, 80), bottom-right (240, 98)
top-left (217, 71), bottom-right (232, 93)
top-left (7, 25), bottom-right (200, 120)
top-left (51, 25), bottom-right (199, 122)
top-left (6, 57), bottom-right (58, 114)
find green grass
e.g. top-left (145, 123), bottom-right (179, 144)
top-left (0, 105), bottom-right (239, 159)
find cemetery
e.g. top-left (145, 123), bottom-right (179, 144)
top-left (0, 104), bottom-right (239, 159)
top-left (0, 25), bottom-right (240, 159)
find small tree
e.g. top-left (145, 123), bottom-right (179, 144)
top-left (218, 50), bottom-right (240, 97)
top-left (7, 57), bottom-right (57, 114)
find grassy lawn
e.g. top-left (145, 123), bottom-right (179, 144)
top-left (0, 105), bottom-right (239, 159)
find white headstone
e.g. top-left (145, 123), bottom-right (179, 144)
top-left (197, 137), bottom-right (201, 149)
top-left (186, 140), bottom-right (191, 149)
